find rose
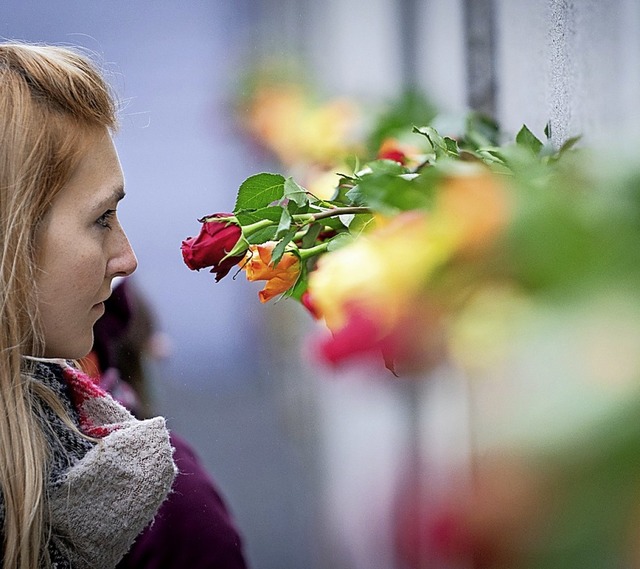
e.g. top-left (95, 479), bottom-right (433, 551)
top-left (377, 138), bottom-right (408, 164)
top-left (241, 242), bottom-right (301, 303)
top-left (181, 213), bottom-right (246, 281)
top-left (300, 290), bottom-right (321, 319)
top-left (376, 138), bottom-right (426, 168)
top-left (307, 211), bottom-right (451, 373)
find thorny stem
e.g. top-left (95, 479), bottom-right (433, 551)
top-left (297, 242), bottom-right (330, 261)
top-left (310, 206), bottom-right (371, 221)
top-left (208, 207), bottom-right (371, 247)
top-left (240, 218), bottom-right (276, 235)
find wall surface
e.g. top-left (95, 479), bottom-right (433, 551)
top-left (497, 0), bottom-right (640, 146)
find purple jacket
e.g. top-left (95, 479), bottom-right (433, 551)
top-left (116, 432), bottom-right (249, 569)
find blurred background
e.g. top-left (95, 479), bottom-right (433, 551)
top-left (3, 1), bottom-right (640, 568)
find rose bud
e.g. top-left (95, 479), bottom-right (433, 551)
top-left (181, 213), bottom-right (246, 281)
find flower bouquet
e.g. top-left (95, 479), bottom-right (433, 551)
top-left (181, 109), bottom-right (580, 375)
top-left (181, 78), bottom-right (640, 566)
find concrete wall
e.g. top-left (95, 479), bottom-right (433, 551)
top-left (261, 1), bottom-right (640, 568)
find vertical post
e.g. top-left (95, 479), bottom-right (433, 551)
top-left (398, 0), bottom-right (420, 88)
top-left (547, 0), bottom-right (576, 147)
top-left (463, 0), bottom-right (497, 117)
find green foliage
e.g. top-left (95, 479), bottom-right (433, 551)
top-left (227, 115), bottom-right (586, 287)
top-left (460, 112), bottom-right (501, 149)
top-left (516, 124), bottom-right (544, 155)
top-left (234, 173), bottom-right (286, 211)
top-left (222, 110), bottom-right (598, 308)
top-left (366, 88), bottom-right (437, 155)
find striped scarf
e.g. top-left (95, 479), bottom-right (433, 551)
top-left (15, 359), bottom-right (177, 568)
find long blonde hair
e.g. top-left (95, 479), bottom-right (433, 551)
top-left (0, 42), bottom-right (117, 568)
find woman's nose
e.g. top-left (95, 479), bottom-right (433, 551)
top-left (109, 228), bottom-right (138, 278)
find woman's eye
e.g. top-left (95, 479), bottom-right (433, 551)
top-left (96, 210), bottom-right (116, 229)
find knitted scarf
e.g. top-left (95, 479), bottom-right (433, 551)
top-left (17, 359), bottom-right (177, 568)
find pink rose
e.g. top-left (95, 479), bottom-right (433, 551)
top-left (181, 213), bottom-right (245, 281)
top-left (301, 290), bottom-right (321, 319)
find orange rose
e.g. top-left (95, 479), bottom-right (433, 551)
top-left (242, 242), bottom-right (301, 303)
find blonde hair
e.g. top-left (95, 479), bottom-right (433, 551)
top-left (0, 42), bottom-right (117, 568)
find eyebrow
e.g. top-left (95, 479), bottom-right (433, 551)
top-left (91, 184), bottom-right (126, 211)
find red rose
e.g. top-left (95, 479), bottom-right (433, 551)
top-left (181, 213), bottom-right (245, 281)
top-left (377, 138), bottom-right (408, 165)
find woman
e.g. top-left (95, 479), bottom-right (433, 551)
top-left (0, 42), bottom-right (176, 567)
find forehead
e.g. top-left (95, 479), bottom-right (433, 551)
top-left (53, 129), bottom-right (124, 211)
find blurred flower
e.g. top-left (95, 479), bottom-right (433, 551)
top-left (243, 82), bottom-right (363, 169)
top-left (393, 455), bottom-right (551, 569)
top-left (303, 166), bottom-right (345, 201)
top-left (377, 137), bottom-right (426, 168)
top-left (300, 290), bottom-right (321, 319)
top-left (244, 84), bottom-right (307, 165)
top-left (242, 242), bottom-right (301, 303)
top-left (314, 302), bottom-right (446, 374)
top-left (308, 211), bottom-right (451, 371)
top-left (435, 170), bottom-right (511, 257)
top-left (181, 213), bottom-right (245, 281)
top-left (186, 71), bottom-right (640, 567)
top-left (300, 98), bottom-right (362, 165)
top-left (315, 304), bottom-right (392, 367)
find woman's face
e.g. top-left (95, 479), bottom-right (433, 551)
top-left (36, 128), bottom-right (138, 359)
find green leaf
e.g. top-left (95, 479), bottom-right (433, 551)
top-left (557, 136), bottom-right (582, 155)
top-left (301, 222), bottom-right (323, 248)
top-left (344, 155), bottom-right (361, 176)
top-left (344, 184), bottom-right (367, 207)
top-left (355, 170), bottom-right (438, 213)
top-left (234, 173), bottom-right (286, 211)
top-left (282, 269), bottom-right (308, 301)
top-left (516, 124), bottom-right (544, 155)
top-left (366, 88), bottom-right (437, 154)
top-left (276, 207), bottom-right (292, 238)
top-left (479, 148), bottom-right (509, 164)
top-left (345, 159), bottom-right (409, 207)
top-left (413, 126), bottom-right (448, 159)
top-left (283, 177), bottom-right (309, 207)
top-left (235, 206), bottom-right (282, 244)
top-left (327, 173), bottom-right (360, 206)
top-left (326, 233), bottom-right (353, 252)
top-left (235, 206), bottom-right (282, 225)
top-left (285, 199), bottom-right (311, 217)
top-left (348, 212), bottom-right (375, 237)
top-left (462, 112), bottom-right (500, 149)
top-left (338, 213), bottom-right (355, 228)
top-left (444, 136), bottom-right (459, 155)
top-left (271, 229), bottom-right (297, 266)
top-left (367, 159), bottom-right (407, 176)
top-left (320, 215), bottom-right (349, 232)
top-left (246, 228), bottom-right (278, 245)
